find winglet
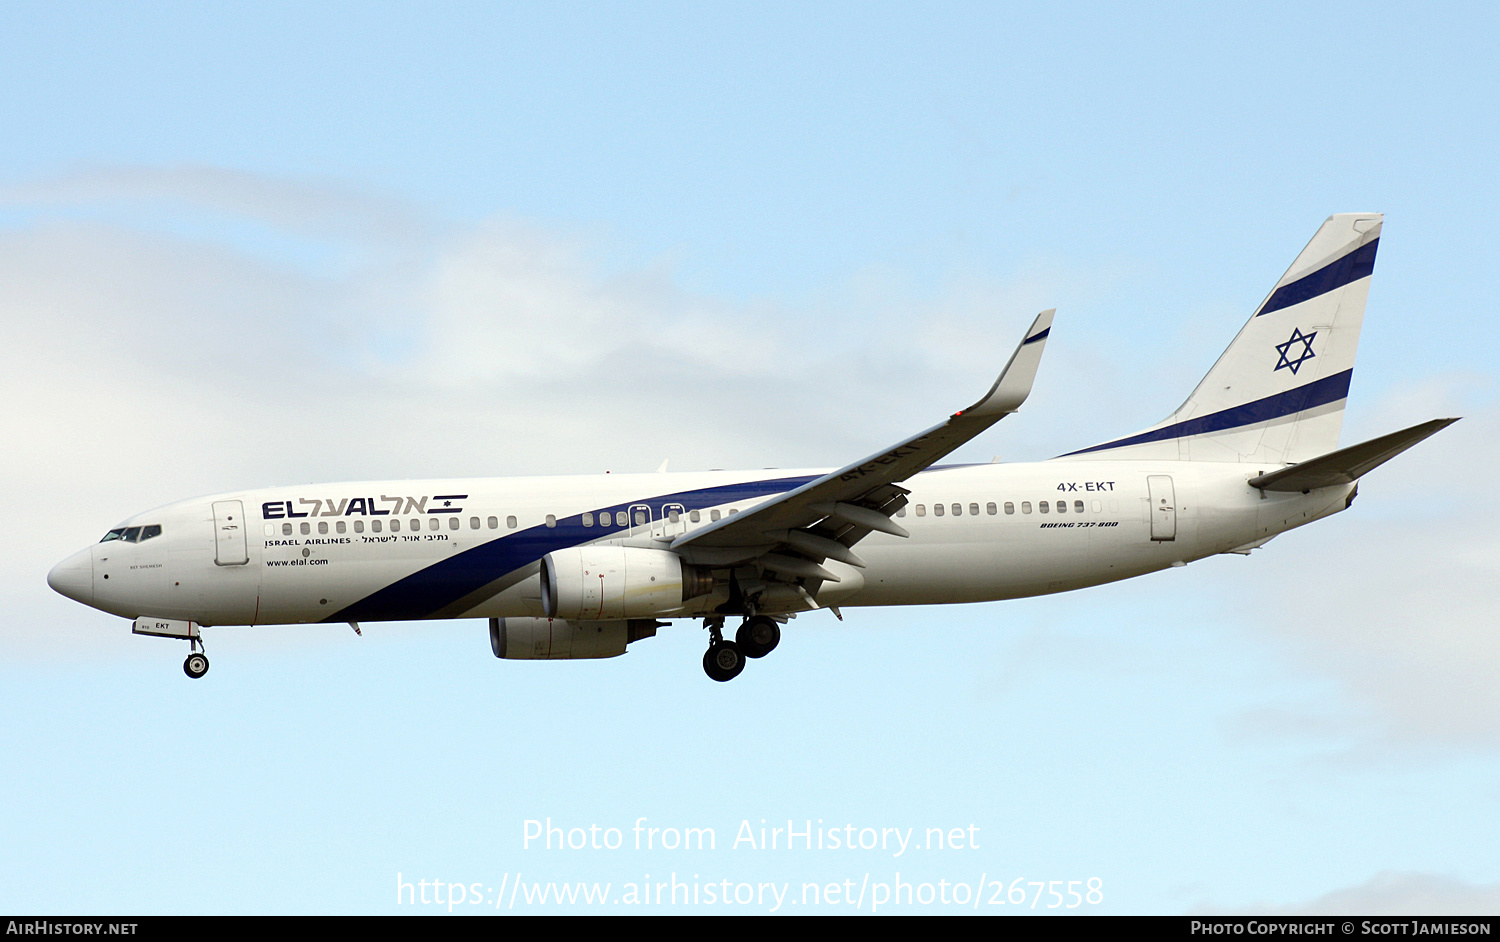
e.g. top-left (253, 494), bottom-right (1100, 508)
top-left (959, 309), bottom-right (1055, 419)
top-left (671, 308), bottom-right (1053, 559)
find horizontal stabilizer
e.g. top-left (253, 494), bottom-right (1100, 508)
top-left (1248, 417), bottom-right (1458, 491)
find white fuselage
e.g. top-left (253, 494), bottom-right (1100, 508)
top-left (52, 460), bottom-right (1351, 628)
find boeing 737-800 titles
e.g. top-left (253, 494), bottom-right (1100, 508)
top-left (48, 214), bottom-right (1455, 681)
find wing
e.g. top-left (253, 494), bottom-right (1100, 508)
top-left (671, 310), bottom-right (1055, 579)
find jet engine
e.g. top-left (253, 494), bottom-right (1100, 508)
top-left (540, 546), bottom-right (711, 620)
top-left (489, 616), bottom-right (658, 660)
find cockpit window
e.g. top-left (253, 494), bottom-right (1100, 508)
top-left (99, 525), bottom-right (162, 544)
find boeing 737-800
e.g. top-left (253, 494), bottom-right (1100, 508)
top-left (48, 214), bottom-right (1455, 681)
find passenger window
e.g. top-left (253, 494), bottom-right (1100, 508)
top-left (469, 517), bottom-right (479, 529)
top-left (710, 510), bottom-right (721, 522)
top-left (1004, 502), bottom-right (1015, 515)
top-left (668, 510), bottom-right (680, 523)
top-left (449, 517), bottom-right (459, 530)
top-left (507, 516), bottom-right (518, 529)
top-left (546, 514), bottom-right (557, 528)
top-left (951, 503), bottom-right (962, 516)
top-left (354, 520), bottom-right (364, 533)
top-left (634, 511), bottom-right (646, 526)
top-left (616, 511), bottom-right (628, 526)
top-left (318, 521), bottom-right (328, 534)
top-left (583, 512), bottom-right (594, 527)
top-left (915, 505), bottom-right (926, 517)
top-left (1075, 500), bottom-right (1085, 513)
top-left (263, 524), bottom-right (275, 537)
top-left (427, 518), bottom-right (438, 531)
top-left (1091, 500), bottom-right (1102, 513)
top-left (487, 516), bottom-right (498, 529)
top-left (895, 507), bottom-right (907, 518)
top-left (300, 522), bottom-right (311, 534)
top-left (372, 520), bottom-right (382, 533)
top-left (729, 509), bottom-right (739, 515)
top-left (971, 503), bottom-right (981, 516)
top-left (689, 510), bottom-right (700, 523)
top-left (934, 504), bottom-right (944, 517)
top-left (1056, 501), bottom-right (1066, 514)
top-left (336, 521), bottom-right (346, 534)
top-left (391, 519), bottom-right (400, 532)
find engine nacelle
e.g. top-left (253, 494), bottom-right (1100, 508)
top-left (489, 617), bottom-right (657, 660)
top-left (542, 546), bottom-right (706, 620)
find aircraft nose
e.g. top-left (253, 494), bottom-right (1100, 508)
top-left (47, 547), bottom-right (94, 605)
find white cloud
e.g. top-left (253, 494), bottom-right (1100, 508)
top-left (1215, 401), bottom-right (1500, 757)
top-left (408, 217), bottom-right (787, 388)
top-left (0, 164), bottom-right (432, 245)
top-left (1200, 871), bottom-right (1500, 917)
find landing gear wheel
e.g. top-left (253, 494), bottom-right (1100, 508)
top-left (183, 652), bottom-right (210, 679)
top-left (736, 615), bottom-right (781, 659)
top-left (703, 641), bottom-right (745, 682)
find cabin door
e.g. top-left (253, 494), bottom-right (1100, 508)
top-left (213, 500), bottom-right (250, 565)
top-left (1147, 475), bottom-right (1176, 542)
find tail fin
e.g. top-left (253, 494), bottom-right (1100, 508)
top-left (1060, 213), bottom-right (1383, 464)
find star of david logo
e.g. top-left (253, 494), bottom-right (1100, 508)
top-left (1274, 327), bottom-right (1317, 374)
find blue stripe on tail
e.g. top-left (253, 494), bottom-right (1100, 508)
top-left (1060, 369), bottom-right (1353, 457)
top-left (1257, 240), bottom-right (1378, 317)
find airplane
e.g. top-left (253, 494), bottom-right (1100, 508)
top-left (47, 213), bottom-right (1456, 682)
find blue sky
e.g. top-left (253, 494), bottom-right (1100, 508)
top-left (3, 1), bottom-right (1498, 915)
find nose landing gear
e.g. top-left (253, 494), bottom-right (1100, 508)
top-left (130, 617), bottom-right (210, 679)
top-left (183, 638), bottom-right (209, 679)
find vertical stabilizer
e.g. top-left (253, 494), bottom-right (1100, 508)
top-left (1060, 213), bottom-right (1382, 464)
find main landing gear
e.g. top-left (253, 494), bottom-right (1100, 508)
top-left (703, 641), bottom-right (743, 682)
top-left (183, 638), bottom-right (209, 679)
top-left (737, 615), bottom-right (781, 659)
top-left (702, 615), bottom-right (782, 682)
